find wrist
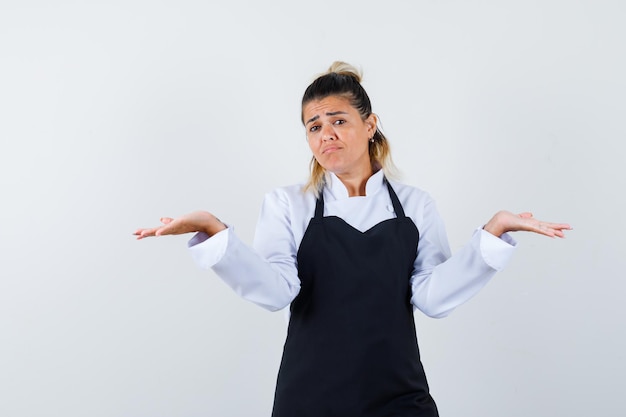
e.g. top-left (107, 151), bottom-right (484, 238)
top-left (204, 218), bottom-right (227, 236)
top-left (483, 216), bottom-right (504, 237)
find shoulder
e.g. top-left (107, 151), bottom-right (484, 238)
top-left (265, 183), bottom-right (313, 202)
top-left (385, 178), bottom-right (441, 226)
top-left (386, 178), bottom-right (435, 206)
top-left (261, 182), bottom-right (317, 214)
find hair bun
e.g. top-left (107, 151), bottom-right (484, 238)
top-left (326, 61), bottom-right (363, 83)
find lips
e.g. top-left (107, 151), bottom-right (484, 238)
top-left (322, 146), bottom-right (341, 154)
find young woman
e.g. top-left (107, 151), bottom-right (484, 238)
top-left (135, 62), bottom-right (571, 416)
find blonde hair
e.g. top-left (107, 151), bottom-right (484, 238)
top-left (301, 62), bottom-right (398, 196)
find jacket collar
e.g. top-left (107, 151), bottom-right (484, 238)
top-left (324, 169), bottom-right (385, 201)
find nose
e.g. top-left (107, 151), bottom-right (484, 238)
top-left (321, 123), bottom-right (335, 141)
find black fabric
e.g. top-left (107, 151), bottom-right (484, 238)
top-left (271, 181), bottom-right (438, 417)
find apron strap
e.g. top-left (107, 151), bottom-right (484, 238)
top-left (314, 191), bottom-right (325, 219)
top-left (385, 179), bottom-right (407, 218)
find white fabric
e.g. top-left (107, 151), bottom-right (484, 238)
top-left (188, 170), bottom-right (516, 318)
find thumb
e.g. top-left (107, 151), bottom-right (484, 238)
top-left (518, 212), bottom-right (533, 219)
top-left (160, 217), bottom-right (174, 225)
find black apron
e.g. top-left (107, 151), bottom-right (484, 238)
top-left (271, 181), bottom-right (438, 417)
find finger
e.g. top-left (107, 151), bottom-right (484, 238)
top-left (550, 223), bottom-right (572, 230)
top-left (133, 228), bottom-right (151, 238)
top-left (531, 221), bottom-right (557, 238)
top-left (533, 220), bottom-right (571, 230)
top-left (135, 227), bottom-right (162, 239)
top-left (538, 223), bottom-right (572, 237)
top-left (538, 223), bottom-right (572, 238)
top-left (155, 227), bottom-right (169, 236)
top-left (160, 217), bottom-right (174, 225)
top-left (536, 228), bottom-right (556, 238)
top-left (155, 221), bottom-right (180, 236)
top-left (518, 212), bottom-right (533, 219)
top-left (551, 224), bottom-right (572, 238)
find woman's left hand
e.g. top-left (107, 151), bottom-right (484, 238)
top-left (483, 211), bottom-right (572, 238)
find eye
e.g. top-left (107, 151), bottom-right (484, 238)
top-left (333, 119), bottom-right (346, 126)
top-left (309, 125), bottom-right (320, 133)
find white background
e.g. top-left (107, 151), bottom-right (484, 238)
top-left (1, 0), bottom-right (624, 416)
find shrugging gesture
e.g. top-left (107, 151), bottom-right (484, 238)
top-left (134, 60), bottom-right (571, 417)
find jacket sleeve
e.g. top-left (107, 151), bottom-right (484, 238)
top-left (410, 197), bottom-right (517, 318)
top-left (188, 190), bottom-right (301, 312)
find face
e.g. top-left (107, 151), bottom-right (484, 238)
top-left (303, 95), bottom-right (377, 178)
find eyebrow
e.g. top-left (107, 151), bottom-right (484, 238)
top-left (305, 111), bottom-right (348, 126)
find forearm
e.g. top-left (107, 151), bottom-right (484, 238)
top-left (411, 228), bottom-right (516, 318)
top-left (189, 228), bottom-right (301, 311)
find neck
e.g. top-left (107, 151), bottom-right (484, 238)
top-left (335, 168), bottom-right (374, 197)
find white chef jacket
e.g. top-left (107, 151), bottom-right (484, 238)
top-left (188, 170), bottom-right (516, 318)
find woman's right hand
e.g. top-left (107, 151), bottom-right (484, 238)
top-left (133, 211), bottom-right (227, 240)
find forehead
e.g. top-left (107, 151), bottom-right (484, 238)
top-left (302, 95), bottom-right (357, 120)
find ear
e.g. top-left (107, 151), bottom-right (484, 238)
top-left (365, 113), bottom-right (378, 137)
